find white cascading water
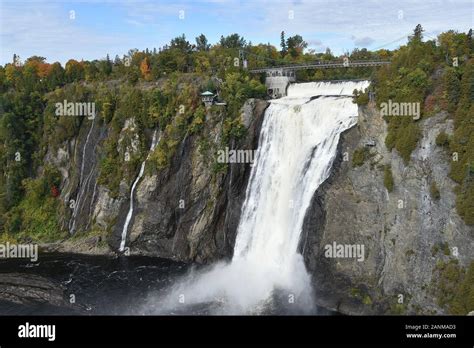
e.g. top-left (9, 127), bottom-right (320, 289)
top-left (152, 81), bottom-right (369, 314)
top-left (69, 116), bottom-right (96, 233)
top-left (119, 130), bottom-right (160, 252)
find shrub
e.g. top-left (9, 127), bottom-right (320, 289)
top-left (352, 147), bottom-right (368, 167)
top-left (352, 88), bottom-right (369, 106)
top-left (435, 131), bottom-right (449, 147)
top-left (434, 260), bottom-right (474, 314)
top-left (384, 165), bottom-right (394, 192)
top-left (455, 182), bottom-right (474, 225)
top-left (4, 169), bottom-right (64, 242)
top-left (395, 122), bottom-right (421, 164)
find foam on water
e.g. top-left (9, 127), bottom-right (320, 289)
top-left (150, 81), bottom-right (369, 314)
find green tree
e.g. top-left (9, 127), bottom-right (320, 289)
top-left (409, 24), bottom-right (424, 43)
top-left (171, 34), bottom-right (193, 52)
top-left (280, 31), bottom-right (287, 57)
top-left (286, 35), bottom-right (307, 58)
top-left (195, 34), bottom-right (210, 51)
top-left (46, 62), bottom-right (65, 89)
top-left (219, 33), bottom-right (246, 48)
top-left (444, 68), bottom-right (461, 112)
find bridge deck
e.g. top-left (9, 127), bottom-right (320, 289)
top-left (249, 60), bottom-right (390, 73)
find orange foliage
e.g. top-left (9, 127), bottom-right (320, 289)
top-left (140, 57), bottom-right (151, 80)
top-left (27, 60), bottom-right (52, 78)
top-left (23, 57), bottom-right (54, 78)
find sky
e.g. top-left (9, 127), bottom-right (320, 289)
top-left (0, 0), bottom-right (472, 66)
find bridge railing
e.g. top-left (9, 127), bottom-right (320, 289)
top-left (248, 60), bottom-right (390, 73)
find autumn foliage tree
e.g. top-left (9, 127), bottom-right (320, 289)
top-left (140, 57), bottom-right (151, 80)
top-left (25, 56), bottom-right (52, 78)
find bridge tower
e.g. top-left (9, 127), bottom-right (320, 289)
top-left (265, 68), bottom-right (296, 98)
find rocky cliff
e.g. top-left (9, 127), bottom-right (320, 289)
top-left (45, 97), bottom-right (268, 263)
top-left (43, 92), bottom-right (472, 315)
top-left (302, 102), bottom-right (473, 314)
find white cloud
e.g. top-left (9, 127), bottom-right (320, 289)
top-left (1, 0), bottom-right (472, 64)
top-left (352, 36), bottom-right (375, 47)
top-left (0, 1), bottom-right (145, 64)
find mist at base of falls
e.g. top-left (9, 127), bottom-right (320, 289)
top-left (143, 81), bottom-right (370, 315)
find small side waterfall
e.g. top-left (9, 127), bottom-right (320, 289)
top-left (119, 130), bottom-right (160, 252)
top-left (69, 117), bottom-right (96, 234)
top-left (150, 81), bottom-right (369, 314)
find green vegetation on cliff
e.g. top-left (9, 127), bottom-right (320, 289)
top-left (373, 27), bottom-right (473, 224)
top-left (434, 260), bottom-right (474, 314)
top-left (0, 27), bottom-right (473, 241)
top-left (383, 165), bottom-right (395, 192)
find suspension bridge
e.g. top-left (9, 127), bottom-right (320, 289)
top-left (248, 58), bottom-right (390, 98)
top-left (248, 59), bottom-right (390, 73)
top-left (239, 49), bottom-right (390, 98)
top-left (236, 30), bottom-right (428, 98)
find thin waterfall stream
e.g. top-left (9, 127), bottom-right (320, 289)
top-left (119, 130), bottom-right (160, 252)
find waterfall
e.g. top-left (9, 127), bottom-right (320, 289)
top-left (153, 81), bottom-right (369, 314)
top-left (69, 117), bottom-right (96, 233)
top-left (119, 130), bottom-right (160, 252)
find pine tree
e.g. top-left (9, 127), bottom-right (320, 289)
top-left (280, 31), bottom-right (287, 56)
top-left (409, 24), bottom-right (424, 43)
top-left (196, 34), bottom-right (210, 51)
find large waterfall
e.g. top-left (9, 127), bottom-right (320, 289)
top-left (151, 81), bottom-right (369, 314)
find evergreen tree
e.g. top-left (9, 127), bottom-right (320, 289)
top-left (170, 34), bottom-right (193, 52)
top-left (196, 34), bottom-right (210, 51)
top-left (444, 68), bottom-right (461, 112)
top-left (280, 31), bottom-right (287, 56)
top-left (467, 29), bottom-right (473, 53)
top-left (409, 24), bottom-right (424, 43)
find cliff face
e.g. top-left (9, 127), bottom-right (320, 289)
top-left (108, 99), bottom-right (267, 262)
top-left (45, 98), bottom-right (267, 262)
top-left (302, 103), bottom-right (473, 314)
top-left (44, 92), bottom-right (472, 314)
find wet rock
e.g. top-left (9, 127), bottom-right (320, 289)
top-left (302, 105), bottom-right (474, 314)
top-left (0, 273), bottom-right (68, 307)
top-left (109, 99), bottom-right (268, 262)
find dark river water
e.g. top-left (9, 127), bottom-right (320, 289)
top-left (0, 253), bottom-right (335, 315)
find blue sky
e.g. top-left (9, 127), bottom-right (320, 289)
top-left (1, 0), bottom-right (472, 65)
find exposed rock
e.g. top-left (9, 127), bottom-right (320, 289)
top-left (302, 104), bottom-right (474, 314)
top-left (0, 273), bottom-right (68, 307)
top-left (41, 89), bottom-right (472, 315)
top-left (108, 99), bottom-right (268, 262)
top-left (93, 186), bottom-right (123, 230)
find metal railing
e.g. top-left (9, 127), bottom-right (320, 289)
top-left (249, 60), bottom-right (390, 73)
